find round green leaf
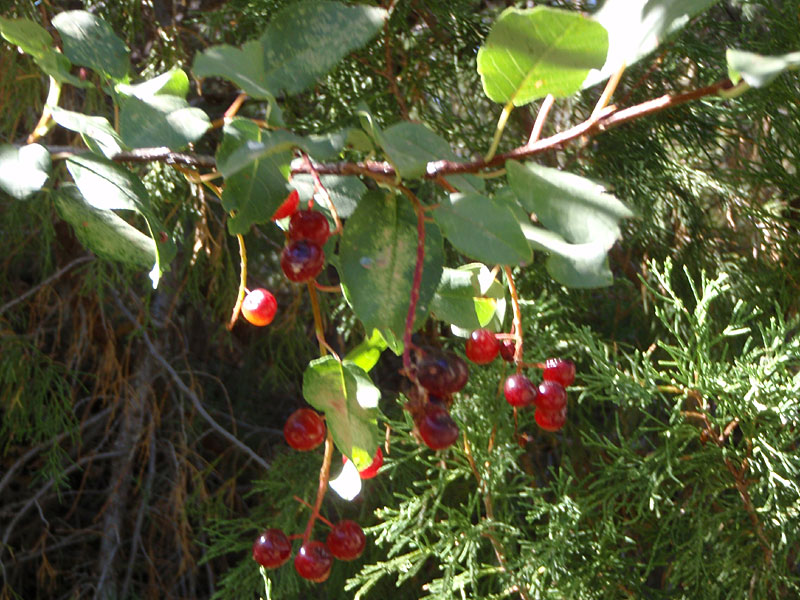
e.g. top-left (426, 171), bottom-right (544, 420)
top-left (51, 11), bottom-right (129, 80)
top-left (0, 144), bottom-right (51, 200)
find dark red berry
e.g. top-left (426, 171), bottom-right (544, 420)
top-left (272, 189), bottom-right (300, 220)
top-left (289, 209), bottom-right (330, 246)
top-left (535, 380), bottom-right (567, 412)
top-left (252, 528), bottom-right (291, 569)
top-left (241, 288), bottom-right (277, 326)
top-left (542, 358), bottom-right (576, 387)
top-left (499, 340), bottom-right (516, 362)
top-left (357, 447), bottom-right (383, 479)
top-left (503, 374), bottom-right (537, 407)
top-left (280, 240), bottom-right (325, 282)
top-left (294, 540), bottom-right (333, 582)
top-left (284, 408), bottom-right (326, 451)
top-left (326, 520), bottom-right (366, 561)
top-left (535, 405), bottom-right (567, 432)
top-left (465, 329), bottom-right (500, 364)
top-left (416, 353), bottom-right (469, 396)
top-left (417, 405), bottom-right (459, 450)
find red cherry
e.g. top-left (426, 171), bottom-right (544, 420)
top-left (416, 353), bottom-right (469, 396)
top-left (542, 358), bottom-right (576, 387)
top-left (503, 374), bottom-right (537, 407)
top-left (326, 520), bottom-right (366, 561)
top-left (417, 405), bottom-right (459, 450)
top-left (272, 189), bottom-right (300, 220)
top-left (294, 540), bottom-right (333, 582)
top-left (465, 329), bottom-right (500, 364)
top-left (280, 240), bottom-right (325, 282)
top-left (499, 340), bottom-right (516, 362)
top-left (357, 447), bottom-right (383, 479)
top-left (288, 209), bottom-right (331, 246)
top-left (241, 288), bottom-right (277, 326)
top-left (534, 381), bottom-right (567, 412)
top-left (284, 408), bottom-right (326, 451)
top-left (252, 528), bottom-right (291, 569)
top-left (535, 406), bottom-right (567, 432)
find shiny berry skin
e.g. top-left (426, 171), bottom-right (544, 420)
top-left (542, 358), bottom-right (576, 387)
top-left (326, 520), bottom-right (366, 561)
top-left (280, 240), bottom-right (325, 282)
top-left (294, 540), bottom-right (333, 582)
top-left (417, 405), bottom-right (459, 450)
top-left (499, 340), bottom-right (516, 362)
top-left (289, 209), bottom-right (330, 246)
top-left (357, 447), bottom-right (383, 479)
top-left (284, 408), bottom-right (326, 451)
top-left (272, 189), bottom-right (300, 220)
top-left (535, 405), bottom-right (567, 432)
top-left (241, 288), bottom-right (277, 326)
top-left (417, 353), bottom-right (469, 396)
top-left (252, 529), bottom-right (292, 569)
top-left (535, 380), bottom-right (567, 412)
top-left (503, 374), bottom-right (538, 407)
top-left (465, 329), bottom-right (500, 364)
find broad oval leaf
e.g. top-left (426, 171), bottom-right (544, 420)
top-left (430, 265), bottom-right (505, 331)
top-left (0, 144), bottom-right (51, 200)
top-left (477, 6), bottom-right (608, 106)
top-left (290, 173), bottom-right (366, 219)
top-left (50, 107), bottom-right (124, 158)
top-left (302, 356), bottom-right (381, 470)
top-left (339, 190), bottom-right (444, 340)
top-left (433, 193), bottom-right (531, 265)
top-left (51, 11), bottom-right (129, 79)
top-left (193, 1), bottom-right (386, 98)
top-left (506, 160), bottom-right (634, 247)
top-left (54, 185), bottom-right (155, 269)
top-left (119, 95), bottom-right (210, 150)
top-left (0, 16), bottom-right (52, 58)
top-left (585, 0), bottom-right (720, 88)
top-left (116, 68), bottom-right (190, 99)
top-left (727, 49), bottom-right (800, 88)
top-left (343, 330), bottom-right (388, 373)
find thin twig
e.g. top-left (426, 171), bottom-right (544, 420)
top-left (399, 186), bottom-right (426, 376)
top-left (302, 431), bottom-right (334, 544)
top-left (527, 94), bottom-right (555, 145)
top-left (0, 255), bottom-right (93, 317)
top-left (300, 152), bottom-right (342, 234)
top-left (227, 234), bottom-right (247, 330)
top-left (112, 295), bottom-right (271, 472)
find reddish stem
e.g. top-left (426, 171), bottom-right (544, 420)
top-left (293, 495), bottom-right (334, 528)
top-left (302, 431), bottom-right (334, 544)
top-left (503, 266), bottom-right (523, 373)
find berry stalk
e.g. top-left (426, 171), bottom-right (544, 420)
top-left (401, 187), bottom-right (426, 376)
top-left (227, 233), bottom-right (248, 330)
top-left (503, 266), bottom-right (523, 372)
top-left (303, 430), bottom-right (334, 544)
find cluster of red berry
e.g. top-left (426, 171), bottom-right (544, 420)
top-left (465, 329), bottom-right (575, 431)
top-left (252, 407), bottom-right (374, 581)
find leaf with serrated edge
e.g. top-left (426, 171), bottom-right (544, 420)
top-left (0, 144), bottom-right (51, 200)
top-left (51, 11), bottom-right (129, 79)
top-left (477, 6), bottom-right (607, 106)
top-left (433, 193), bottom-right (531, 265)
top-left (302, 357), bottom-right (380, 470)
top-left (507, 160), bottom-right (634, 247)
top-left (339, 190), bottom-right (443, 340)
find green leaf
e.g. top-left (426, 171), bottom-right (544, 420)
top-left (33, 49), bottom-right (89, 87)
top-left (0, 16), bottom-right (52, 58)
top-left (50, 107), bottom-right (124, 158)
top-left (193, 1), bottom-right (386, 98)
top-left (477, 6), bottom-right (608, 106)
top-left (218, 129), bottom-right (347, 178)
top-left (727, 49), bottom-right (800, 88)
top-left (116, 67), bottom-right (190, 98)
top-left (430, 265), bottom-right (505, 331)
top-left (216, 119), bottom-right (292, 234)
top-left (377, 122), bottom-right (484, 192)
top-left (506, 160), bottom-right (634, 246)
top-left (585, 0), bottom-right (720, 88)
top-left (119, 95), bottom-right (210, 150)
top-left (290, 174), bottom-right (366, 219)
top-left (520, 222), bottom-right (613, 288)
top-left (343, 330), bottom-right (388, 373)
top-left (433, 193), bottom-right (531, 265)
top-left (54, 184), bottom-right (155, 269)
top-left (51, 11), bottom-right (129, 80)
top-left (0, 144), bottom-right (51, 200)
top-left (339, 190), bottom-right (444, 340)
top-left (65, 154), bottom-right (175, 287)
top-left (302, 356), bottom-right (381, 470)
